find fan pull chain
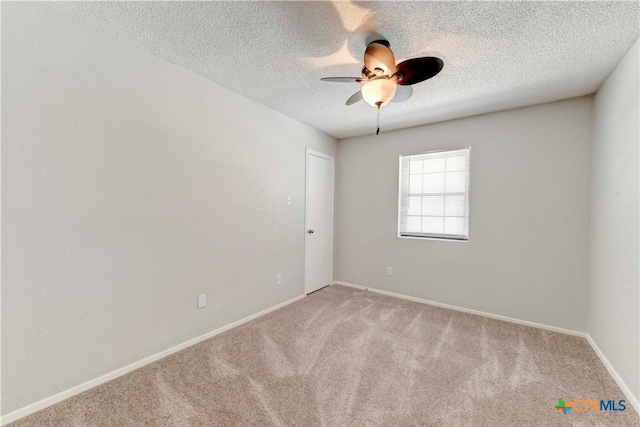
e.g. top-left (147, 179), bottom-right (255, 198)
top-left (376, 105), bottom-right (380, 135)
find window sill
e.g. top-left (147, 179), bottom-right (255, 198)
top-left (397, 234), bottom-right (469, 242)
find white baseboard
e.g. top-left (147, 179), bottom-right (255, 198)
top-left (333, 281), bottom-right (586, 337)
top-left (333, 281), bottom-right (640, 415)
top-left (586, 334), bottom-right (639, 415)
top-left (0, 294), bottom-right (306, 426)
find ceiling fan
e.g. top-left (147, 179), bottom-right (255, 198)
top-left (321, 40), bottom-right (443, 134)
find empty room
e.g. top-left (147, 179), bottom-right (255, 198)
top-left (1, 1), bottom-right (639, 426)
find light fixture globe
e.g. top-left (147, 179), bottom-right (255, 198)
top-left (361, 78), bottom-right (397, 107)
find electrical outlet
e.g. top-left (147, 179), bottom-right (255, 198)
top-left (275, 274), bottom-right (282, 286)
top-left (197, 294), bottom-right (206, 309)
top-left (386, 266), bottom-right (393, 276)
top-left (286, 196), bottom-right (292, 206)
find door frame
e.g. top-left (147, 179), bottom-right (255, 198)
top-left (304, 148), bottom-right (335, 295)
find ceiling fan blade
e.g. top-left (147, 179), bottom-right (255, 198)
top-left (364, 41), bottom-right (396, 75)
top-left (345, 91), bottom-right (363, 105)
top-left (394, 57), bottom-right (443, 85)
top-left (321, 77), bottom-right (364, 83)
top-left (391, 84), bottom-right (413, 103)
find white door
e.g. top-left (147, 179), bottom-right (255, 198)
top-left (305, 149), bottom-right (334, 294)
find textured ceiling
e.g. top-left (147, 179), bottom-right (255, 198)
top-left (50, 1), bottom-right (639, 139)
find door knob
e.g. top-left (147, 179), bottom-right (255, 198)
top-left (307, 229), bottom-right (315, 234)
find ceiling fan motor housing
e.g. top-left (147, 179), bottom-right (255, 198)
top-left (364, 42), bottom-right (397, 76)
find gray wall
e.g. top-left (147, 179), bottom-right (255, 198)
top-left (588, 39), bottom-right (639, 405)
top-left (1, 3), bottom-right (336, 414)
top-left (335, 97), bottom-right (593, 333)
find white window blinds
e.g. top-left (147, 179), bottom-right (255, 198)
top-left (398, 148), bottom-right (470, 240)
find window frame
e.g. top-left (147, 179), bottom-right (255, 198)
top-left (397, 148), bottom-right (471, 242)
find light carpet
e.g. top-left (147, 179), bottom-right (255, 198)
top-left (10, 285), bottom-right (639, 426)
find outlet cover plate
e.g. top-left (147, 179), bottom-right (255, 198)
top-left (197, 294), bottom-right (206, 309)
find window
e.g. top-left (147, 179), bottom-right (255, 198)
top-left (398, 148), bottom-right (470, 240)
